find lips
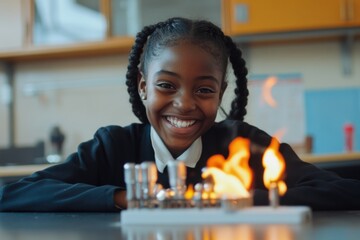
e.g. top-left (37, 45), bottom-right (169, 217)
top-left (166, 116), bottom-right (196, 128)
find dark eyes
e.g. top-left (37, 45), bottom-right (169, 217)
top-left (197, 87), bottom-right (215, 94)
top-left (156, 81), bottom-right (216, 95)
top-left (156, 82), bottom-right (175, 90)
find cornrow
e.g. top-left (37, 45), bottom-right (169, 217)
top-left (126, 17), bottom-right (249, 123)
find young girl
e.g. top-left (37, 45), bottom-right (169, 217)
top-left (1, 17), bottom-right (359, 212)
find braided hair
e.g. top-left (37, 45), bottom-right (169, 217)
top-left (126, 17), bottom-right (248, 123)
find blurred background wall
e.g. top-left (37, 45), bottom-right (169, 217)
top-left (1, 0), bottom-right (359, 160)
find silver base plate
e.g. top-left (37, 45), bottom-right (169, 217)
top-left (121, 206), bottom-right (312, 225)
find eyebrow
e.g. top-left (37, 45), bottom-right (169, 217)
top-left (155, 70), bottom-right (179, 77)
top-left (155, 70), bottom-right (220, 85)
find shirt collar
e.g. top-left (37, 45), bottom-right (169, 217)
top-left (150, 126), bottom-right (202, 173)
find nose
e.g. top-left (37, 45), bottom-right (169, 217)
top-left (173, 91), bottom-right (196, 112)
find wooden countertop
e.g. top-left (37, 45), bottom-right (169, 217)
top-left (0, 164), bottom-right (52, 178)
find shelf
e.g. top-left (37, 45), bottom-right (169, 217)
top-left (300, 152), bottom-right (360, 164)
top-left (0, 28), bottom-right (358, 63)
top-left (0, 36), bottom-right (135, 63)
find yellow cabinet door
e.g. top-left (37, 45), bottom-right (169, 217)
top-left (222, 0), bottom-right (360, 35)
top-left (348, 0), bottom-right (360, 25)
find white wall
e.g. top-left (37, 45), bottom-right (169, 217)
top-left (0, 0), bottom-right (24, 50)
top-left (6, 55), bottom-right (139, 157)
top-left (0, 66), bottom-right (10, 147)
top-left (248, 40), bottom-right (360, 90)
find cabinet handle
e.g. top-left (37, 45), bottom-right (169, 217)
top-left (235, 4), bottom-right (249, 23)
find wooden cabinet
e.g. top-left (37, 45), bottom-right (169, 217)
top-left (352, 0), bottom-right (360, 23)
top-left (0, 0), bottom-right (220, 62)
top-left (222, 0), bottom-right (360, 36)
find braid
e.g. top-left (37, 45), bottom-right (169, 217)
top-left (126, 23), bottom-right (164, 123)
top-left (224, 36), bottom-right (249, 121)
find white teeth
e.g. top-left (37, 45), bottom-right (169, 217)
top-left (166, 116), bottom-right (196, 128)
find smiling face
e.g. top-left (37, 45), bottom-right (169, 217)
top-left (139, 41), bottom-right (226, 157)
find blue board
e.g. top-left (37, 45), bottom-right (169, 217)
top-left (305, 88), bottom-right (360, 154)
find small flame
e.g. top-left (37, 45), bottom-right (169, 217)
top-left (202, 137), bottom-right (253, 198)
top-left (262, 138), bottom-right (287, 195)
top-left (184, 184), bottom-right (194, 200)
top-left (262, 76), bottom-right (277, 107)
top-left (201, 191), bottom-right (218, 200)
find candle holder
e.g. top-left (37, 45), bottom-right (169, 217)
top-left (121, 162), bottom-right (311, 225)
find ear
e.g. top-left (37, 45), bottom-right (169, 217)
top-left (138, 72), bottom-right (147, 100)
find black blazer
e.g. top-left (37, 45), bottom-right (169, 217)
top-left (1, 120), bottom-right (359, 211)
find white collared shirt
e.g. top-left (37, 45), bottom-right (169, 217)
top-left (150, 127), bottom-right (202, 173)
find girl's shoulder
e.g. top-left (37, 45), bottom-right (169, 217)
top-left (94, 123), bottom-right (150, 142)
top-left (209, 120), bottom-right (272, 146)
top-left (82, 123), bottom-right (152, 163)
top-left (98, 122), bottom-right (148, 133)
top-left (212, 119), bottom-right (261, 133)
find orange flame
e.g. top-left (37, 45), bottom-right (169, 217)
top-left (202, 137), bottom-right (253, 198)
top-left (262, 138), bottom-right (287, 195)
top-left (262, 76), bottom-right (277, 107)
top-left (184, 184), bottom-right (194, 200)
